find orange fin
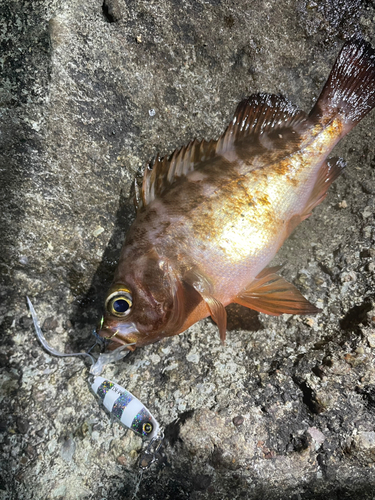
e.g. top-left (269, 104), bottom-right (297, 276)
top-left (166, 264), bottom-right (188, 332)
top-left (234, 268), bottom-right (320, 316)
top-left (203, 295), bottom-right (227, 344)
top-left (137, 95), bottom-right (307, 210)
top-left (309, 39), bottom-right (375, 130)
top-left (183, 269), bottom-right (227, 343)
top-left (285, 213), bottom-right (308, 239)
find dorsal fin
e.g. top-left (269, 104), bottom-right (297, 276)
top-left (138, 138), bottom-right (218, 209)
top-left (224, 93), bottom-right (306, 141)
top-left (137, 94), bottom-right (307, 210)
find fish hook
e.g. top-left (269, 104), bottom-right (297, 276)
top-left (138, 430), bottom-right (165, 470)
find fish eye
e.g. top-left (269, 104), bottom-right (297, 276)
top-left (105, 287), bottom-right (133, 318)
top-left (142, 422), bottom-right (153, 435)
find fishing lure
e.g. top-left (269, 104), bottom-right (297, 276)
top-left (27, 297), bottom-right (163, 464)
top-left (91, 376), bottom-right (160, 439)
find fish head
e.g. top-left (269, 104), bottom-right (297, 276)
top-left (97, 252), bottom-right (186, 350)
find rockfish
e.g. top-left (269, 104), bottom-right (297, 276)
top-left (98, 39), bottom-right (375, 350)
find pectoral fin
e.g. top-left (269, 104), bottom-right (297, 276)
top-left (183, 269), bottom-right (227, 343)
top-left (234, 268), bottom-right (320, 316)
top-left (203, 295), bottom-right (227, 343)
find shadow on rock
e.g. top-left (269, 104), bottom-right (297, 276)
top-left (226, 303), bottom-right (264, 332)
top-left (67, 189), bottom-right (135, 350)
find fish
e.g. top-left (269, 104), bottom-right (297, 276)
top-left (97, 39), bottom-right (375, 350)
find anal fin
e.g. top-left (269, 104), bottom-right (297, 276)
top-left (234, 268), bottom-right (320, 316)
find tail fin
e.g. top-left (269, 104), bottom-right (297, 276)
top-left (309, 39), bottom-right (375, 130)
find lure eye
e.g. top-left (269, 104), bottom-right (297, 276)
top-left (105, 287), bottom-right (133, 318)
top-left (142, 422), bottom-right (153, 435)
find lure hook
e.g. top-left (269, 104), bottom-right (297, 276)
top-left (27, 296), bottom-right (97, 365)
top-left (138, 430), bottom-right (165, 470)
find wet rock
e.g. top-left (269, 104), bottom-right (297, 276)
top-left (307, 426), bottom-right (325, 451)
top-left (42, 316), bottom-right (58, 331)
top-left (351, 431), bottom-right (375, 463)
top-left (192, 474), bottom-right (212, 491)
top-left (102, 0), bottom-right (126, 23)
top-left (19, 315), bottom-right (33, 330)
top-left (232, 415), bottom-right (244, 426)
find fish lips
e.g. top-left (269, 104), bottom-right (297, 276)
top-left (97, 321), bottom-right (139, 351)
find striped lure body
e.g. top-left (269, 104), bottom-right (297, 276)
top-left (92, 376), bottom-right (160, 439)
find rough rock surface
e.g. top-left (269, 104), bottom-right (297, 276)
top-left (1, 0), bottom-right (375, 499)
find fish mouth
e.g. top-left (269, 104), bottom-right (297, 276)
top-left (97, 322), bottom-right (139, 351)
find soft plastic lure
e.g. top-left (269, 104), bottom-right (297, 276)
top-left (27, 297), bottom-right (163, 460)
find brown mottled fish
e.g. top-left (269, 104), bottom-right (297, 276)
top-left (98, 39), bottom-right (375, 350)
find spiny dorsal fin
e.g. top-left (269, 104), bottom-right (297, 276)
top-left (138, 138), bottom-right (218, 210)
top-left (137, 94), bottom-right (307, 210)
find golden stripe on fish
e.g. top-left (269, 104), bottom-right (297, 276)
top-left (97, 39), bottom-right (375, 350)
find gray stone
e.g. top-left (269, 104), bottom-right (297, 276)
top-left (60, 436), bottom-right (76, 462)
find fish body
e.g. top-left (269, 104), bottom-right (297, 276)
top-left (98, 39), bottom-right (375, 349)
